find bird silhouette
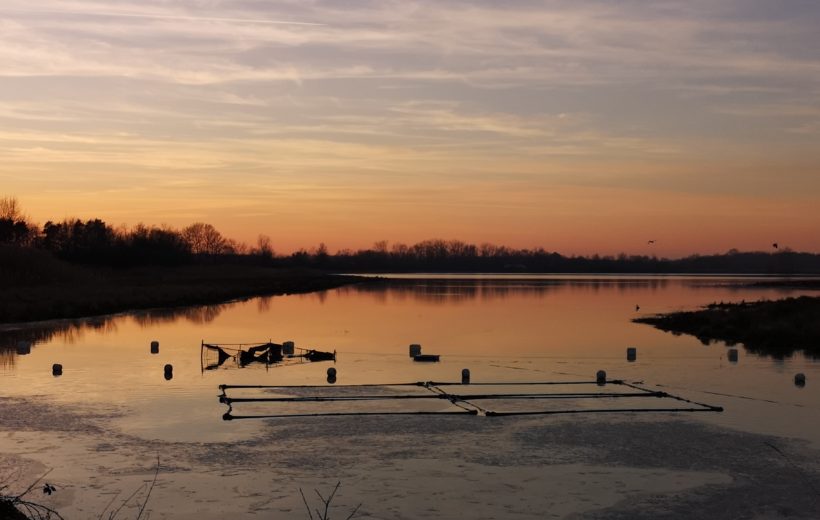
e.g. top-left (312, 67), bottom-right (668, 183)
top-left (772, 243), bottom-right (778, 249)
top-left (635, 304), bottom-right (640, 311)
top-left (42, 483), bottom-right (56, 495)
top-left (647, 240), bottom-right (655, 245)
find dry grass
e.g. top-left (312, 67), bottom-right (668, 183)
top-left (1, 246), bottom-right (360, 323)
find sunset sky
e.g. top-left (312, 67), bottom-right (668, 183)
top-left (1, 1), bottom-right (819, 256)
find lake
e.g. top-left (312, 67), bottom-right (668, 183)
top-left (2, 274), bottom-right (820, 518)
top-left (3, 274), bottom-right (818, 442)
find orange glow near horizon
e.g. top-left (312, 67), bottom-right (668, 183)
top-left (12, 184), bottom-right (820, 258)
top-left (2, 1), bottom-right (819, 257)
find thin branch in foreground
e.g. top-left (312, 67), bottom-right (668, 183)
top-left (299, 488), bottom-right (315, 520)
top-left (107, 455), bottom-right (161, 520)
top-left (1, 468), bottom-right (64, 520)
top-left (107, 484), bottom-right (145, 519)
top-left (135, 456), bottom-right (160, 520)
top-left (299, 482), bottom-right (362, 520)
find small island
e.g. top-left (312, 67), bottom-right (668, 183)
top-left (634, 296), bottom-right (820, 358)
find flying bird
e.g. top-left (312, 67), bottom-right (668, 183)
top-left (42, 483), bottom-right (56, 495)
top-left (647, 240), bottom-right (655, 245)
top-left (635, 304), bottom-right (640, 311)
top-left (772, 243), bottom-right (778, 249)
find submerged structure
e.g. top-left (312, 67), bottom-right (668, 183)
top-left (201, 341), bottom-right (336, 371)
top-left (216, 377), bottom-right (723, 421)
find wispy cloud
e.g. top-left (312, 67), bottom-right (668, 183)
top-left (2, 0), bottom-right (820, 252)
top-left (0, 6), bottom-right (325, 26)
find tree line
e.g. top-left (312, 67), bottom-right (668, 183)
top-left (313, 240), bottom-right (820, 274)
top-left (3, 196), bottom-right (820, 273)
top-left (1, 196), bottom-right (248, 266)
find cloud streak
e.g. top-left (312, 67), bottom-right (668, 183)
top-left (1, 0), bottom-right (819, 253)
top-left (0, 6), bottom-right (325, 26)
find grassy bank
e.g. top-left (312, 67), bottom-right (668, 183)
top-left (634, 296), bottom-right (820, 358)
top-left (1, 247), bottom-right (361, 324)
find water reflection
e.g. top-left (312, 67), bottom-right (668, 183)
top-left (257, 295), bottom-right (272, 313)
top-left (340, 277), bottom-right (676, 305)
top-left (0, 348), bottom-right (14, 369)
top-left (738, 342), bottom-right (818, 361)
top-left (1, 276), bottom-right (818, 370)
top-left (343, 276), bottom-right (800, 305)
top-left (131, 304), bottom-right (227, 326)
top-left (0, 303), bottom-right (228, 365)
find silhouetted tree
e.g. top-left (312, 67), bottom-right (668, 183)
top-left (0, 218), bottom-right (34, 246)
top-left (0, 197), bottom-right (36, 246)
top-left (126, 224), bottom-right (191, 265)
top-left (283, 239), bottom-right (820, 274)
top-left (255, 234), bottom-right (274, 259)
top-left (0, 196), bottom-right (23, 220)
top-left (182, 222), bottom-right (231, 255)
top-left (40, 218), bottom-right (115, 262)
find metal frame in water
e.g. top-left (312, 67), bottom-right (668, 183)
top-left (216, 379), bottom-right (723, 420)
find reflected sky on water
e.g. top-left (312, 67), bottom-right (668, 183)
top-left (2, 275), bottom-right (819, 445)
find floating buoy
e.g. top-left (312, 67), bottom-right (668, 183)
top-left (795, 373), bottom-right (806, 387)
top-left (596, 370), bottom-right (606, 386)
top-left (409, 344), bottom-right (422, 357)
top-left (150, 341), bottom-right (159, 354)
top-left (164, 364), bottom-right (173, 380)
top-left (283, 341), bottom-right (295, 356)
top-left (626, 347), bottom-right (637, 362)
top-left (727, 349), bottom-right (738, 363)
top-left (16, 341), bottom-right (31, 355)
top-left (462, 368), bottom-right (471, 384)
top-left (327, 367), bottom-right (337, 384)
top-left (52, 363), bottom-right (62, 376)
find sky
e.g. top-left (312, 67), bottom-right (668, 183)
top-left (1, 0), bottom-right (819, 257)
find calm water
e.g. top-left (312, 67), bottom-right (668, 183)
top-left (2, 275), bottom-right (819, 445)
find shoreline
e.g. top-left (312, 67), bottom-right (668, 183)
top-left (1, 266), bottom-right (364, 326)
top-left (634, 295), bottom-right (820, 357)
top-left (4, 270), bottom-right (818, 329)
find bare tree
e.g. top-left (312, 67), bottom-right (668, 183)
top-left (256, 234), bottom-right (274, 258)
top-left (181, 222), bottom-right (229, 255)
top-left (0, 196), bottom-right (22, 221)
top-left (0, 196), bottom-right (37, 246)
top-left (373, 240), bottom-right (389, 254)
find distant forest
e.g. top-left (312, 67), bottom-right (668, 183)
top-left (2, 196), bottom-right (820, 274)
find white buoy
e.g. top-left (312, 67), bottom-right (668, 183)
top-left (52, 363), bottom-right (62, 376)
top-left (150, 341), bottom-right (159, 354)
top-left (727, 349), bottom-right (738, 363)
top-left (409, 344), bottom-right (422, 357)
top-left (626, 347), bottom-right (637, 362)
top-left (596, 370), bottom-right (606, 386)
top-left (462, 369), bottom-right (471, 384)
top-left (283, 341), bottom-right (295, 356)
top-left (795, 373), bottom-right (806, 387)
top-left (16, 341), bottom-right (31, 355)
